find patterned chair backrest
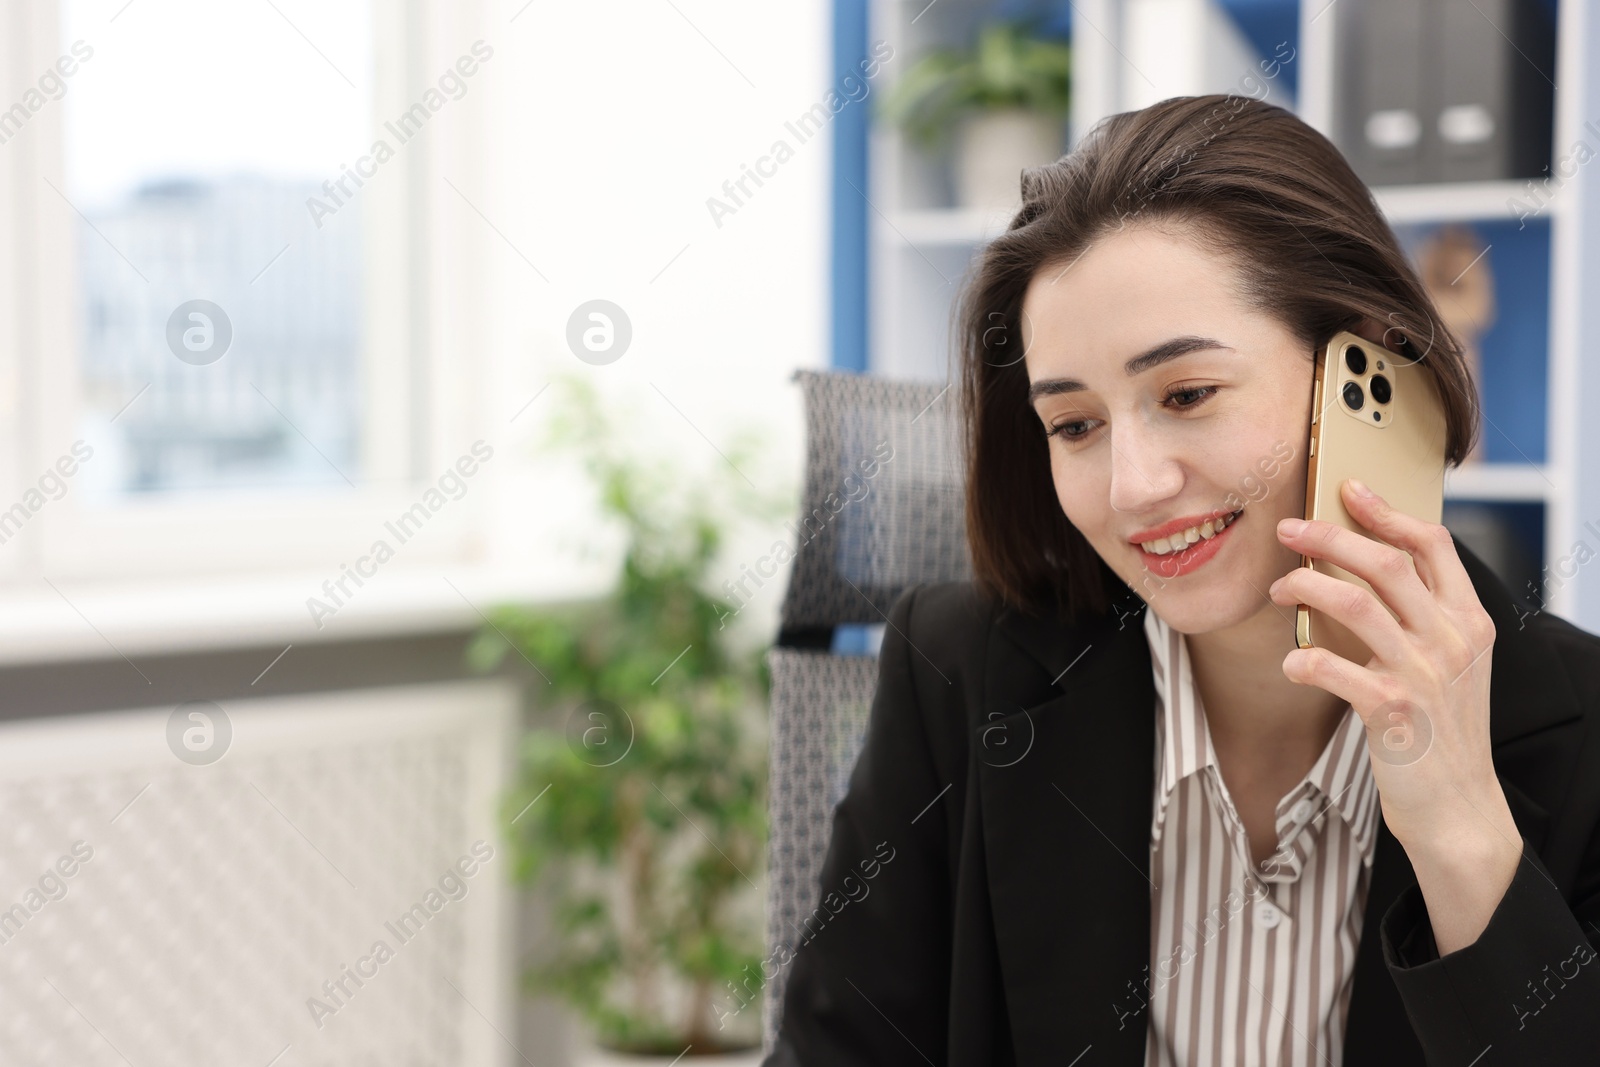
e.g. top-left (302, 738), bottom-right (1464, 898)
top-left (775, 369), bottom-right (972, 645)
top-left (762, 369), bottom-right (970, 1053)
top-left (760, 649), bottom-right (878, 1053)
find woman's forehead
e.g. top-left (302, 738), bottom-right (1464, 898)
top-left (1028, 226), bottom-right (1237, 305)
top-left (1023, 284), bottom-right (1246, 379)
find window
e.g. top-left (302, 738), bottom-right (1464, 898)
top-left (63, 0), bottom-right (372, 496)
top-left (0, 0), bottom-right (494, 583)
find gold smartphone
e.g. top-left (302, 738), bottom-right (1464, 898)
top-left (1295, 330), bottom-right (1449, 664)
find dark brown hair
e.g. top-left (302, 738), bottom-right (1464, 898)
top-left (957, 94), bottom-right (1482, 621)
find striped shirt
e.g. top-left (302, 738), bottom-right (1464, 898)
top-left (1141, 606), bottom-right (1381, 1067)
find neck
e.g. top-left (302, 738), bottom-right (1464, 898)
top-left (1181, 599), bottom-right (1351, 773)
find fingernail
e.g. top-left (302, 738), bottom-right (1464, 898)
top-left (1348, 478), bottom-right (1374, 498)
top-left (1279, 517), bottom-right (1306, 536)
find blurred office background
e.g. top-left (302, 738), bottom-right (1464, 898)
top-left (0, 0), bottom-right (1595, 1064)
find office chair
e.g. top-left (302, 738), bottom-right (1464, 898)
top-left (761, 368), bottom-right (970, 1054)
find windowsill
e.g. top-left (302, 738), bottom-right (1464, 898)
top-left (0, 564), bottom-right (596, 666)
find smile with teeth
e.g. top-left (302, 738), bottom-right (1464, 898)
top-left (1139, 509), bottom-right (1242, 555)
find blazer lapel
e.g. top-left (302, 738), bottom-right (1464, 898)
top-left (980, 594), bottom-right (1158, 1066)
top-left (980, 541), bottom-right (1580, 1067)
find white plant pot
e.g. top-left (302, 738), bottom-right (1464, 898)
top-left (570, 1036), bottom-right (766, 1067)
top-left (955, 108), bottom-right (1066, 215)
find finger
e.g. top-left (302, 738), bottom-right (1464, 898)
top-left (1276, 513), bottom-right (1442, 639)
top-left (1339, 478), bottom-right (1475, 609)
top-left (1270, 566), bottom-right (1410, 668)
top-left (1279, 642), bottom-right (1392, 722)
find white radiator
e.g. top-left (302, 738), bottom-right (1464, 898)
top-left (0, 678), bottom-right (520, 1067)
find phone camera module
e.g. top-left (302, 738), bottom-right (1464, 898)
top-left (1342, 381), bottom-right (1365, 411)
top-left (1343, 344), bottom-right (1368, 376)
top-left (1369, 374), bottom-right (1392, 404)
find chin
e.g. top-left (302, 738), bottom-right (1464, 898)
top-left (1136, 592), bottom-right (1262, 635)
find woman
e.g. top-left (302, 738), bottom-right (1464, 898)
top-left (764, 95), bottom-right (1600, 1066)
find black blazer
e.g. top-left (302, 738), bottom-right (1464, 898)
top-left (764, 540), bottom-right (1600, 1066)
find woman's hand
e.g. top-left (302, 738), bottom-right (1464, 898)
top-left (1265, 479), bottom-right (1522, 885)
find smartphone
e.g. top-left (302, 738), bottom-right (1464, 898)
top-left (1295, 330), bottom-right (1449, 664)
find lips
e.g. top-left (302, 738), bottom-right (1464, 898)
top-left (1135, 507), bottom-right (1243, 578)
top-left (1135, 509), bottom-right (1243, 555)
top-left (1128, 507), bottom-right (1241, 546)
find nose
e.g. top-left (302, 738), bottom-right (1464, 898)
top-left (1106, 418), bottom-right (1184, 517)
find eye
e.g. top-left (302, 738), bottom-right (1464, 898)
top-left (1045, 417), bottom-right (1095, 442)
top-left (1044, 386), bottom-right (1219, 444)
top-left (1164, 385), bottom-right (1218, 409)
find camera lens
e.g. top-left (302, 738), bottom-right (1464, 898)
top-left (1369, 374), bottom-right (1391, 404)
top-left (1343, 344), bottom-right (1367, 375)
top-left (1342, 381), bottom-right (1365, 411)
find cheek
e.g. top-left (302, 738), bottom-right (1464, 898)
top-left (1258, 401), bottom-right (1311, 509)
top-left (1231, 435), bottom-right (1307, 518)
top-left (1049, 450), bottom-right (1106, 532)
top-left (1275, 459), bottom-right (1308, 517)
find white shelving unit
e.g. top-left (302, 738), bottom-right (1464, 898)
top-left (1299, 0), bottom-right (1596, 628)
top-left (868, 1), bottom-right (987, 384)
top-left (865, 0), bottom-right (1600, 630)
top-left (1372, 178), bottom-right (1562, 224)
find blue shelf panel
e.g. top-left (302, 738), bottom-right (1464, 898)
top-left (1218, 0), bottom-right (1301, 100)
top-left (832, 0), bottom-right (871, 373)
top-left (831, 622), bottom-right (886, 656)
top-left (1391, 217), bottom-right (1550, 465)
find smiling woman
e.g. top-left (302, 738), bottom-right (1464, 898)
top-left (765, 94), bottom-right (1600, 1067)
top-left (963, 101), bottom-right (1479, 626)
top-left (1015, 225), bottom-right (1341, 623)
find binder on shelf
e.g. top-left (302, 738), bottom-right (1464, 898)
top-left (1435, 0), bottom-right (1556, 182)
top-left (1333, 0), bottom-right (1555, 186)
top-left (1336, 0), bottom-right (1428, 185)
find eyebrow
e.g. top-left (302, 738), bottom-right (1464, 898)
top-left (1026, 336), bottom-right (1234, 404)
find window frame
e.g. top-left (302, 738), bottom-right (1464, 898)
top-left (0, 0), bottom-right (497, 585)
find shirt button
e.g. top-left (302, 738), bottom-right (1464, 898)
top-left (1256, 901), bottom-right (1282, 929)
top-left (1291, 798), bottom-right (1317, 824)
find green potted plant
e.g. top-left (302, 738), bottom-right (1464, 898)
top-left (880, 17), bottom-right (1072, 213)
top-left (469, 377), bottom-right (781, 1064)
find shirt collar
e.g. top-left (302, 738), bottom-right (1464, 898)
top-left (1144, 605), bottom-right (1379, 867)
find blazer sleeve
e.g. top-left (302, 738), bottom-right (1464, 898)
top-left (1379, 829), bottom-right (1600, 1065)
top-left (763, 584), bottom-right (955, 1066)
